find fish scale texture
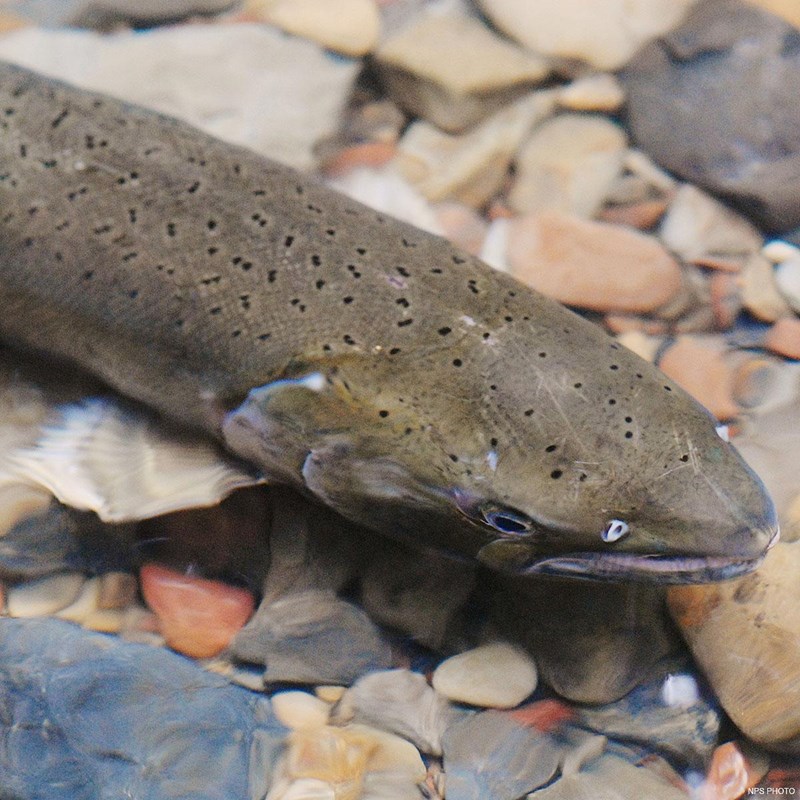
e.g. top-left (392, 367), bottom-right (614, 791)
top-left (0, 617), bottom-right (286, 800)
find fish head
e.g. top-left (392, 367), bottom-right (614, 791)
top-left (222, 307), bottom-right (776, 584)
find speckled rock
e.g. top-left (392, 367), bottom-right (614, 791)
top-left (478, 0), bottom-right (697, 70)
top-left (526, 753), bottom-right (689, 799)
top-left (376, 8), bottom-right (548, 132)
top-left (246, 0), bottom-right (380, 56)
top-left (668, 541), bottom-right (800, 753)
top-left (509, 114), bottom-right (627, 218)
top-left (494, 579), bottom-right (678, 704)
top-left (507, 212), bottom-right (683, 314)
top-left (442, 710), bottom-right (561, 800)
top-left (231, 589), bottom-right (391, 685)
top-left (339, 669), bottom-right (461, 756)
top-left (0, 617), bottom-right (285, 800)
top-left (432, 642), bottom-right (537, 709)
top-left (622, 0), bottom-right (800, 232)
top-left (0, 24), bottom-right (359, 171)
top-left (392, 90), bottom-right (556, 207)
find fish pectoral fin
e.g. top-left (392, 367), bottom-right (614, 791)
top-left (10, 398), bottom-right (263, 522)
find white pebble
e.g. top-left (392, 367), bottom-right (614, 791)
top-left (762, 239), bottom-right (800, 264)
top-left (347, 724), bottom-right (426, 783)
top-left (774, 258), bottom-right (800, 313)
top-left (661, 673), bottom-right (699, 708)
top-left (315, 685), bottom-right (346, 704)
top-left (432, 641), bottom-right (537, 709)
top-left (480, 218), bottom-right (510, 272)
top-left (272, 691), bottom-right (331, 730)
top-left (55, 576), bottom-right (101, 623)
top-left (7, 572), bottom-right (86, 618)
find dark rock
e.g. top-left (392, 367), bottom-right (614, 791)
top-left (622, 0), bottom-right (800, 233)
top-left (231, 589), bottom-right (392, 685)
top-left (0, 617), bottom-right (286, 800)
top-left (441, 710), bottom-right (561, 800)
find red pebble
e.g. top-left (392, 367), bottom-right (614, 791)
top-left (140, 562), bottom-right (255, 659)
top-left (507, 699), bottom-right (576, 732)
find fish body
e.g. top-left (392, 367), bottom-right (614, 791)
top-left (0, 61), bottom-right (778, 582)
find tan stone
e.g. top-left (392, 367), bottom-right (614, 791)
top-left (763, 317), bottom-right (800, 360)
top-left (556, 74), bottom-right (625, 112)
top-left (434, 202), bottom-right (488, 256)
top-left (478, 0), bottom-right (698, 70)
top-left (376, 9), bottom-right (548, 132)
top-left (507, 211), bottom-right (682, 313)
top-left (393, 91), bottom-right (556, 207)
top-left (668, 542), bottom-right (800, 752)
top-left (273, 691), bottom-right (331, 730)
top-left (739, 254), bottom-right (791, 322)
top-left (744, 0), bottom-right (800, 28)
top-left (7, 572), bottom-right (86, 618)
top-left (510, 114), bottom-right (627, 218)
top-left (247, 0), bottom-right (380, 56)
top-left (658, 336), bottom-right (740, 421)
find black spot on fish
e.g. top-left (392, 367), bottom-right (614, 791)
top-left (438, 327), bottom-right (451, 336)
top-left (550, 470), bottom-right (563, 479)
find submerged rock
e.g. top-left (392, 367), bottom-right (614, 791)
top-left (0, 617), bottom-right (286, 800)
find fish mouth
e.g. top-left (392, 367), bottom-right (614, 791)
top-left (526, 551), bottom-right (768, 584)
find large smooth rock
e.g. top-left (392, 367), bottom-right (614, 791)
top-left (668, 541), bottom-right (800, 753)
top-left (0, 617), bottom-right (286, 800)
top-left (376, 8), bottom-right (548, 132)
top-left (478, 0), bottom-right (697, 70)
top-left (0, 24), bottom-right (359, 171)
top-left (622, 0), bottom-right (800, 233)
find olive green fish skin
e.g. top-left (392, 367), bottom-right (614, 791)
top-left (0, 62), bottom-right (777, 582)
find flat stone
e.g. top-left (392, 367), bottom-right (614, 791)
top-left (622, 0), bottom-right (800, 232)
top-left (478, 0), bottom-right (697, 70)
top-left (509, 114), bottom-right (627, 217)
top-left (442, 710), bottom-right (561, 799)
top-left (658, 336), bottom-right (740, 421)
top-left (0, 617), bottom-right (285, 800)
top-left (432, 642), bottom-right (537, 709)
top-left (7, 571), bottom-right (86, 618)
top-left (740, 254), bottom-right (792, 322)
top-left (246, 0), bottom-right (380, 56)
top-left (140, 562), bottom-right (256, 659)
top-left (668, 541), bottom-right (800, 752)
top-left (0, 24), bottom-right (359, 171)
top-left (659, 184), bottom-right (763, 263)
top-left (526, 753), bottom-right (689, 799)
top-left (392, 90), bottom-right (556, 207)
top-left (376, 8), bottom-right (548, 132)
top-left (231, 589), bottom-right (391, 685)
top-left (340, 669), bottom-right (460, 756)
top-left (494, 579), bottom-right (678, 704)
top-left (507, 212), bottom-right (683, 314)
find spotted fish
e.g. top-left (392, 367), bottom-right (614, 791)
top-left (0, 61), bottom-right (778, 582)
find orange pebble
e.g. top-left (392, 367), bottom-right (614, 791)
top-left (508, 699), bottom-right (576, 732)
top-left (321, 141), bottom-right (397, 178)
top-left (763, 316), bottom-right (800, 360)
top-left (140, 563), bottom-right (255, 659)
top-left (703, 741), bottom-right (763, 800)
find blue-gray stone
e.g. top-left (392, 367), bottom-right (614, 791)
top-left (442, 710), bottom-right (561, 800)
top-left (0, 618), bottom-right (286, 800)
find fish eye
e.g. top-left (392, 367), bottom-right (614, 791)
top-left (602, 519), bottom-right (630, 543)
top-left (481, 504), bottom-right (534, 535)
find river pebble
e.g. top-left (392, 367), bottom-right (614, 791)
top-left (442, 710), bottom-right (561, 800)
top-left (337, 668), bottom-right (460, 756)
top-left (432, 642), bottom-right (537, 709)
top-left (272, 690), bottom-right (331, 730)
top-left (507, 211), bottom-right (683, 314)
top-left (740, 254), bottom-right (792, 322)
top-left (376, 7), bottom-right (547, 132)
top-left (556, 73), bottom-right (624, 113)
top-left (6, 571), bottom-right (86, 618)
top-left (246, 0), bottom-right (380, 56)
top-left (477, 0), bottom-right (695, 70)
top-left (509, 114), bottom-right (627, 218)
top-left (623, 0), bottom-right (800, 233)
top-left (0, 617), bottom-right (286, 800)
top-left (668, 541), bottom-right (800, 753)
top-left (140, 562), bottom-right (256, 659)
top-left (231, 589), bottom-right (391, 684)
top-left (774, 257), bottom-right (800, 313)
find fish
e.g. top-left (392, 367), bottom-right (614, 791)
top-left (0, 60), bottom-right (779, 583)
